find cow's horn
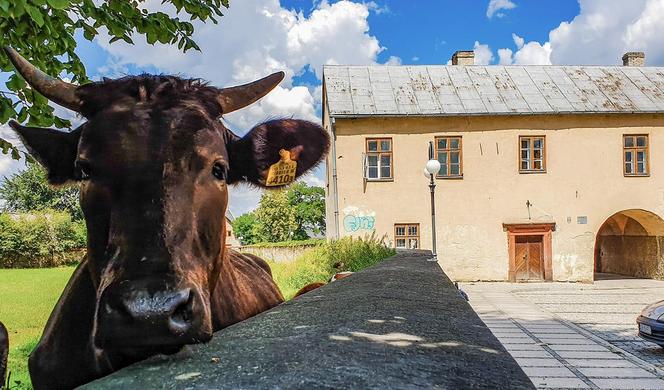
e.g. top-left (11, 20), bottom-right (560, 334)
top-left (3, 47), bottom-right (81, 112)
top-left (217, 71), bottom-right (285, 114)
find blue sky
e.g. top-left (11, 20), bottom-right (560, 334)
top-left (77, 1), bottom-right (583, 83)
top-left (2, 0), bottom-right (664, 215)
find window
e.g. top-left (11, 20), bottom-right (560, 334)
top-left (623, 135), bottom-right (649, 176)
top-left (394, 223), bottom-right (419, 249)
top-left (519, 136), bottom-right (546, 173)
top-left (365, 138), bottom-right (393, 180)
top-left (435, 136), bottom-right (462, 178)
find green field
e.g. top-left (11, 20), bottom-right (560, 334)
top-left (0, 266), bottom-right (76, 389)
top-left (1, 236), bottom-right (394, 389)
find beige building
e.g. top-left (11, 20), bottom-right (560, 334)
top-left (322, 51), bottom-right (664, 283)
top-left (225, 210), bottom-right (241, 248)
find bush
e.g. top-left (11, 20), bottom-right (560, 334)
top-left (0, 211), bottom-right (86, 268)
top-left (268, 234), bottom-right (396, 299)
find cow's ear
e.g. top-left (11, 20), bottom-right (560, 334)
top-left (227, 119), bottom-right (329, 187)
top-left (8, 120), bottom-right (81, 184)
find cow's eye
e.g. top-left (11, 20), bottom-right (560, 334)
top-left (75, 161), bottom-right (92, 181)
top-left (212, 162), bottom-right (227, 181)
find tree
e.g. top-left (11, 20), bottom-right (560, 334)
top-left (0, 0), bottom-right (228, 159)
top-left (231, 212), bottom-right (259, 245)
top-left (253, 190), bottom-right (297, 243)
top-left (0, 162), bottom-right (83, 220)
top-left (286, 183), bottom-right (325, 240)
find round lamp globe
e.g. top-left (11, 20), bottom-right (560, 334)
top-left (425, 159), bottom-right (441, 175)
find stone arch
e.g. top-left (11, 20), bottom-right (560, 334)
top-left (594, 209), bottom-right (664, 279)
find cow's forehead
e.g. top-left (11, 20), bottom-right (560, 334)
top-left (77, 103), bottom-right (228, 168)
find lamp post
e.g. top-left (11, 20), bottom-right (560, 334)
top-left (424, 157), bottom-right (441, 261)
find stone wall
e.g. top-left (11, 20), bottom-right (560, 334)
top-left (598, 235), bottom-right (664, 279)
top-left (237, 245), bottom-right (316, 263)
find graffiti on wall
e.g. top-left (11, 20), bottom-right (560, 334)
top-left (343, 206), bottom-right (376, 232)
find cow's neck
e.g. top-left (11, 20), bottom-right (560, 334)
top-left (209, 249), bottom-right (284, 330)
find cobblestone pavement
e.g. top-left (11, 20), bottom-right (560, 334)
top-left (462, 275), bottom-right (664, 389)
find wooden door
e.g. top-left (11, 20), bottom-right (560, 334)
top-left (514, 235), bottom-right (544, 281)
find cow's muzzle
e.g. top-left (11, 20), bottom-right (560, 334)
top-left (95, 281), bottom-right (211, 351)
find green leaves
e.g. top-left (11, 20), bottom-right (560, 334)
top-left (0, 162), bottom-right (83, 220)
top-left (46, 0), bottom-right (69, 10)
top-left (233, 183), bottom-right (326, 245)
top-left (0, 0), bottom-right (228, 160)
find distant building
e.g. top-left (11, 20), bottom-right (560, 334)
top-left (225, 209), bottom-right (240, 248)
top-left (323, 50), bottom-right (664, 282)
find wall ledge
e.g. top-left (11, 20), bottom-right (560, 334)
top-left (82, 250), bottom-right (533, 389)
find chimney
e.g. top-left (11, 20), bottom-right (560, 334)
top-left (451, 50), bottom-right (475, 66)
top-left (622, 52), bottom-right (645, 67)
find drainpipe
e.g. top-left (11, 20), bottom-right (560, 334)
top-left (329, 116), bottom-right (340, 240)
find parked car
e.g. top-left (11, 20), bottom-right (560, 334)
top-left (637, 300), bottom-right (664, 346)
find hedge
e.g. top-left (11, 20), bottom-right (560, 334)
top-left (0, 211), bottom-right (86, 268)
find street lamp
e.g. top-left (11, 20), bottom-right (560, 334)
top-left (424, 157), bottom-right (441, 261)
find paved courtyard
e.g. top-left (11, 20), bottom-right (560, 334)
top-left (462, 275), bottom-right (664, 389)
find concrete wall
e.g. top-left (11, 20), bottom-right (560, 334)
top-left (83, 251), bottom-right (534, 389)
top-left (324, 113), bottom-right (664, 282)
top-left (238, 245), bottom-right (316, 263)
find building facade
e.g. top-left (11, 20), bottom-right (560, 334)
top-left (322, 52), bottom-right (664, 282)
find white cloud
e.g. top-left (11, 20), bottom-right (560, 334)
top-left (365, 1), bottom-right (390, 15)
top-left (224, 85), bottom-right (318, 130)
top-left (486, 0), bottom-right (517, 19)
top-left (513, 41), bottom-right (552, 65)
top-left (299, 170), bottom-right (325, 187)
top-left (512, 33), bottom-right (524, 49)
top-left (497, 48), bottom-right (513, 65)
top-left (473, 41), bottom-right (494, 65)
top-left (497, 0), bottom-right (664, 66)
top-left (94, 0), bottom-right (386, 214)
top-left (384, 56), bottom-right (402, 65)
top-left (0, 124), bottom-right (28, 181)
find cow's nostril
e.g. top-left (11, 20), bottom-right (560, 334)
top-left (168, 289), bottom-right (195, 335)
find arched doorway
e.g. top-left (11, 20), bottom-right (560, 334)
top-left (594, 209), bottom-right (664, 279)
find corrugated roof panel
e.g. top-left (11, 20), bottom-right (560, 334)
top-left (621, 67), bottom-right (664, 108)
top-left (542, 67), bottom-right (591, 111)
top-left (583, 67), bottom-right (637, 111)
top-left (468, 67), bottom-right (509, 113)
top-left (641, 68), bottom-right (664, 98)
top-left (485, 66), bottom-right (530, 113)
top-left (387, 67), bottom-right (419, 114)
top-left (409, 67), bottom-right (442, 113)
top-left (506, 67), bottom-right (553, 112)
top-left (609, 69), bottom-right (659, 111)
top-left (525, 67), bottom-right (575, 112)
top-left (323, 65), bottom-right (664, 117)
top-left (563, 67), bottom-right (614, 112)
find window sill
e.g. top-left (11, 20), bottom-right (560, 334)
top-left (365, 178), bottom-right (394, 182)
top-left (519, 170), bottom-right (547, 174)
top-left (624, 173), bottom-right (650, 177)
top-left (436, 175), bottom-right (463, 180)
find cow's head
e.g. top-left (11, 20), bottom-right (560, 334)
top-left (4, 48), bottom-right (329, 356)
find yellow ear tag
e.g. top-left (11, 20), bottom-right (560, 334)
top-left (265, 149), bottom-right (297, 187)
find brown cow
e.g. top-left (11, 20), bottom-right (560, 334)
top-left (4, 47), bottom-right (329, 389)
top-left (0, 321), bottom-right (7, 389)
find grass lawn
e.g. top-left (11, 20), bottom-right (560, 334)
top-left (0, 266), bottom-right (76, 389)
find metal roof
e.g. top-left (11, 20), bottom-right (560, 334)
top-left (323, 65), bottom-right (664, 117)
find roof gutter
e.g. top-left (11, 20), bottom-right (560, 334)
top-left (327, 110), bottom-right (664, 119)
